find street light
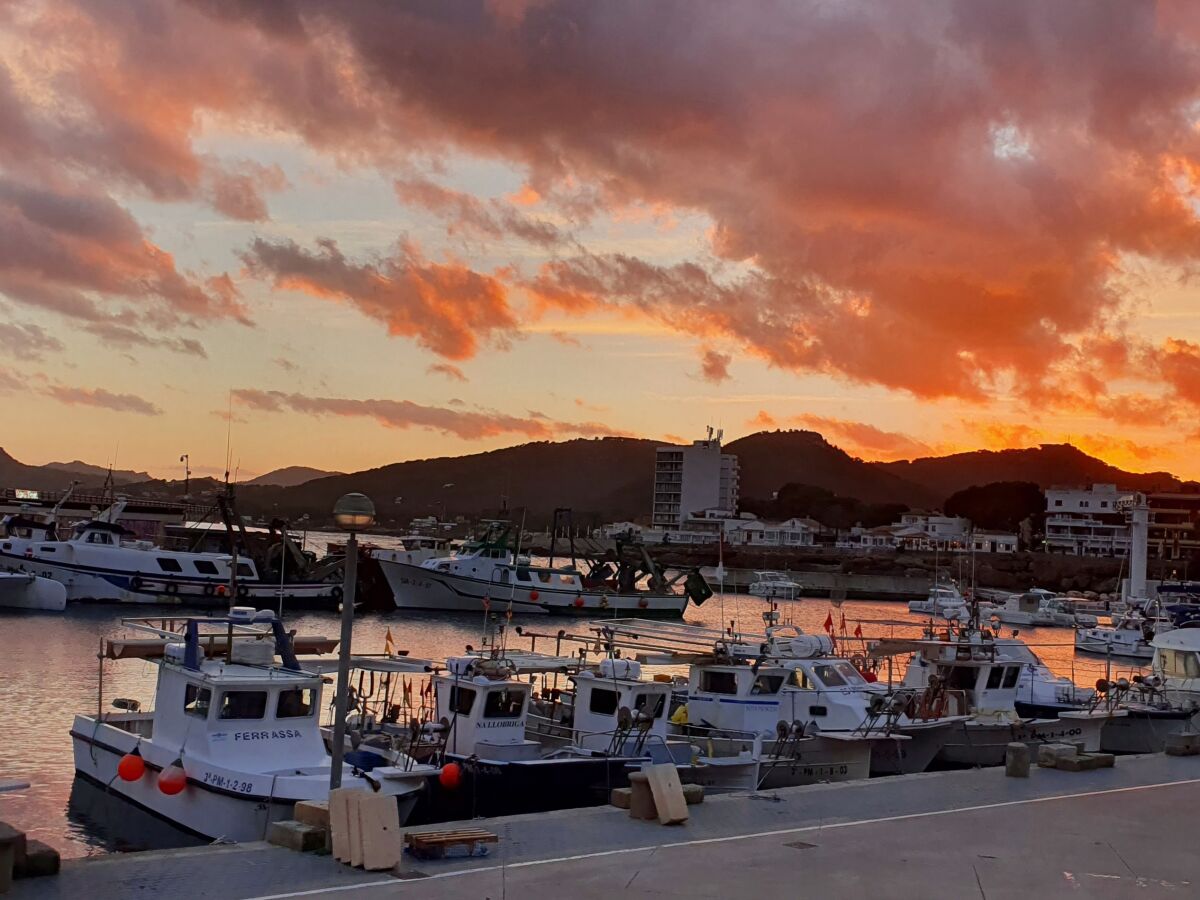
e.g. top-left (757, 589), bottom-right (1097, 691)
top-left (329, 492), bottom-right (375, 790)
top-left (179, 454), bottom-right (190, 500)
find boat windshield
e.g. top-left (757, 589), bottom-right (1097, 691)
top-left (810, 662), bottom-right (866, 688)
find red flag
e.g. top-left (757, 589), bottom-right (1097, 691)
top-left (840, 612), bottom-right (847, 632)
top-left (854, 622), bottom-right (863, 639)
top-left (823, 612), bottom-right (834, 633)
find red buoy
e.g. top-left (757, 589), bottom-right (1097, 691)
top-left (574, 597), bottom-right (585, 608)
top-left (439, 762), bottom-right (462, 790)
top-left (117, 748), bottom-right (145, 782)
top-left (529, 590), bottom-right (539, 601)
top-left (216, 584), bottom-right (227, 597)
top-left (158, 759), bottom-right (188, 795)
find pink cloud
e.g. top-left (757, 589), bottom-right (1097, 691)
top-left (43, 384), bottom-right (162, 415)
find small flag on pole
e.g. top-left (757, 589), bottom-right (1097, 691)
top-left (854, 622), bottom-right (863, 639)
top-left (840, 612), bottom-right (847, 633)
top-left (823, 612), bottom-right (834, 633)
top-left (384, 627), bottom-right (396, 656)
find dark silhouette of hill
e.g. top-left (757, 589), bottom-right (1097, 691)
top-left (723, 430), bottom-right (939, 506)
top-left (245, 466), bottom-right (341, 487)
top-left (0, 448), bottom-right (139, 491)
top-left (876, 444), bottom-right (1182, 505)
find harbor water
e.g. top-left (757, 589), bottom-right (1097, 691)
top-left (0, 585), bottom-right (1129, 859)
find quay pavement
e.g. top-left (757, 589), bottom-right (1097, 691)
top-left (13, 753), bottom-right (1199, 899)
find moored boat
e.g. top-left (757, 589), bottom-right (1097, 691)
top-left (71, 612), bottom-right (434, 842)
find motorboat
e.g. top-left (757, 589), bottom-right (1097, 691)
top-left (374, 521), bottom-right (706, 617)
top-left (990, 589), bottom-right (1098, 628)
top-left (0, 571), bottom-right (66, 611)
top-left (71, 612), bottom-right (434, 842)
top-left (1089, 674), bottom-right (1196, 754)
top-left (908, 579), bottom-right (966, 617)
top-left (370, 535), bottom-right (452, 569)
top-left (1075, 609), bottom-right (1171, 661)
top-left (991, 638), bottom-right (1096, 718)
top-left (326, 651), bottom-right (686, 822)
top-left (747, 571), bottom-right (802, 600)
top-left (897, 622), bottom-right (1113, 767)
top-left (1, 503), bottom-right (339, 608)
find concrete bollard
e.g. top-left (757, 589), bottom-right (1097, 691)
top-left (1005, 742), bottom-right (1031, 778)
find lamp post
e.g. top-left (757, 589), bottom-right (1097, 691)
top-left (329, 492), bottom-right (375, 790)
top-left (179, 453), bottom-right (190, 500)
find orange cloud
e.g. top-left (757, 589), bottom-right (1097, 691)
top-left (697, 347), bottom-right (731, 384)
top-left (43, 384), bottom-right (162, 416)
top-left (427, 362), bottom-right (468, 382)
top-left (240, 237), bottom-right (516, 360)
top-left (232, 389), bottom-right (633, 439)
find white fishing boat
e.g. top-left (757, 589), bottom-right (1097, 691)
top-left (896, 623), bottom-right (1113, 766)
top-left (71, 612), bottom-right (434, 842)
top-left (1, 503), bottom-right (339, 607)
top-left (747, 571), bottom-right (802, 600)
top-left (907, 579), bottom-right (966, 617)
top-left (991, 589), bottom-right (1097, 628)
top-left (1075, 610), bottom-right (1169, 661)
top-left (0, 571), bottom-right (66, 611)
top-left (370, 535), bottom-right (451, 569)
top-left (374, 522), bottom-right (704, 617)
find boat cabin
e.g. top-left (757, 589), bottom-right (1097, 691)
top-left (902, 642), bottom-right (1024, 716)
top-left (1152, 629), bottom-right (1200, 699)
top-left (687, 658), bottom-right (879, 735)
top-left (568, 659), bottom-right (674, 753)
top-left (422, 543), bottom-right (584, 593)
top-left (435, 658), bottom-right (538, 760)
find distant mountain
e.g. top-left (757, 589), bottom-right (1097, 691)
top-left (723, 430), bottom-right (940, 507)
top-left (875, 444), bottom-right (1184, 506)
top-left (236, 437), bottom-right (661, 527)
top-left (45, 460), bottom-right (149, 485)
top-left (0, 448), bottom-right (133, 492)
top-left (245, 466), bottom-right (342, 488)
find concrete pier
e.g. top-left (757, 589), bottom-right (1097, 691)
top-left (15, 754), bottom-right (1198, 899)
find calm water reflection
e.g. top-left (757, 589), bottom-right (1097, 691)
top-left (0, 594), bottom-right (1133, 858)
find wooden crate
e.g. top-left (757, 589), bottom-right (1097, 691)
top-left (404, 829), bottom-right (498, 860)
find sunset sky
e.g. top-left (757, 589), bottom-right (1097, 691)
top-left (2, 1), bottom-right (1200, 481)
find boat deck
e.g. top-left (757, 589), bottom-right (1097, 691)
top-left (15, 753), bottom-right (1200, 898)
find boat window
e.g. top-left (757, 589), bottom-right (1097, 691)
top-left (157, 558), bottom-right (183, 572)
top-left (938, 665), bottom-right (978, 691)
top-left (589, 687), bottom-right (620, 715)
top-left (790, 669), bottom-right (813, 690)
top-left (194, 560), bottom-right (219, 575)
top-left (236, 563), bottom-right (254, 577)
top-left (699, 670), bottom-right (739, 695)
top-left (0, 543), bottom-right (8, 550)
top-left (986, 667), bottom-right (1004, 689)
top-left (483, 689), bottom-right (525, 719)
top-left (447, 686), bottom-right (476, 716)
top-left (811, 664), bottom-right (848, 688)
top-left (1002, 666), bottom-right (1021, 689)
top-left (752, 674), bottom-right (785, 694)
top-left (537, 571), bottom-right (552, 584)
top-left (87, 532), bottom-right (111, 545)
top-left (218, 690), bottom-right (268, 720)
top-left (634, 692), bottom-right (666, 718)
top-left (276, 688), bottom-right (315, 718)
top-left (40, 546), bottom-right (55, 552)
top-left (516, 569), bottom-right (531, 582)
top-left (494, 569), bottom-right (510, 584)
top-left (184, 684), bottom-right (212, 718)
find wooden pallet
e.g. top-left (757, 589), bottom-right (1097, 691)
top-left (404, 829), bottom-right (498, 860)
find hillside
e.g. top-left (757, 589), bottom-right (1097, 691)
top-left (236, 437), bottom-right (662, 527)
top-left (876, 444), bottom-right (1183, 505)
top-left (723, 430), bottom-right (940, 507)
top-left (0, 448), bottom-right (128, 492)
top-left (245, 466), bottom-right (341, 488)
top-left (45, 460), bottom-right (149, 485)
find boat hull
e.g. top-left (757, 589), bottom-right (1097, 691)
top-left (1074, 631), bottom-right (1154, 661)
top-left (71, 718), bottom-right (422, 843)
top-left (936, 714), bottom-right (1108, 767)
top-left (377, 558), bottom-right (688, 617)
top-left (0, 573), bottom-right (66, 611)
top-left (869, 721), bottom-right (955, 776)
top-left (1100, 708), bottom-right (1196, 754)
top-left (1, 553), bottom-right (337, 609)
top-left (678, 732), bottom-right (872, 788)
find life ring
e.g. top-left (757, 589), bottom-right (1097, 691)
top-left (202, 584), bottom-right (216, 597)
top-left (129, 576), bottom-right (144, 592)
top-left (236, 584), bottom-right (249, 599)
top-left (165, 582), bottom-right (179, 595)
top-left (330, 584), bottom-right (343, 601)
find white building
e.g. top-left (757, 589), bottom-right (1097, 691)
top-left (1044, 484), bottom-right (1130, 556)
top-left (837, 515), bottom-right (1017, 553)
top-left (652, 429), bottom-right (739, 529)
top-left (725, 517), bottom-right (818, 548)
